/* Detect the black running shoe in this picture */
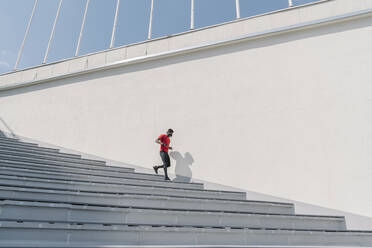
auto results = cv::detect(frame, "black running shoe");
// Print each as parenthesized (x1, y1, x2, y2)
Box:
(153, 166, 159, 174)
(164, 177, 171, 181)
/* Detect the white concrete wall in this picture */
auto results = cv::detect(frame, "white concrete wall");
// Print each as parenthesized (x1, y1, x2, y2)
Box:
(1, 0, 372, 223)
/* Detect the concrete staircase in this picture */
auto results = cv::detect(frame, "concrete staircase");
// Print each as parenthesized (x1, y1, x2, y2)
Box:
(0, 136, 371, 247)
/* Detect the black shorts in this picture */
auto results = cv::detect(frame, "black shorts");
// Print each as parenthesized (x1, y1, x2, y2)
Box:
(160, 151, 171, 168)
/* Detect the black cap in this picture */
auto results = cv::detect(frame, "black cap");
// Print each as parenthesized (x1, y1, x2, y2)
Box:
(167, 129, 174, 133)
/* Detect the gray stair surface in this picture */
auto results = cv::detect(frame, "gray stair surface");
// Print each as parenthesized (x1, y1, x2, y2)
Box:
(0, 167, 206, 190)
(0, 145, 81, 158)
(0, 148, 107, 165)
(0, 137, 40, 146)
(0, 220, 371, 246)
(0, 138, 371, 246)
(0, 200, 347, 230)
(0, 138, 47, 150)
(0, 186, 295, 214)
(0, 246, 366, 248)
(0, 156, 138, 174)
(0, 160, 203, 185)
(0, 153, 108, 168)
(0, 141, 59, 152)
(0, 172, 210, 193)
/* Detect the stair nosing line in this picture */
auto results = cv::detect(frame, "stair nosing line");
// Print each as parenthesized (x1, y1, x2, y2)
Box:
(0, 172, 208, 194)
(0, 199, 344, 219)
(0, 219, 368, 234)
(0, 174, 245, 195)
(0, 159, 205, 186)
(0, 164, 203, 186)
(0, 185, 294, 206)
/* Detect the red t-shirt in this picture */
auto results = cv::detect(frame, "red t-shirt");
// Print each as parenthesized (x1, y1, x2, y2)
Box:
(158, 134, 170, 153)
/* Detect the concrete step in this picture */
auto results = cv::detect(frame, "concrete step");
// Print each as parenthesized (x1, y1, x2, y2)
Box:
(0, 220, 370, 246)
(0, 246, 358, 248)
(0, 162, 204, 186)
(0, 175, 245, 200)
(0, 139, 195, 183)
(0, 186, 295, 214)
(0, 148, 107, 166)
(0, 145, 82, 159)
(0, 167, 204, 190)
(0, 160, 168, 182)
(0, 142, 59, 153)
(0, 153, 109, 170)
(0, 200, 347, 231)
(0, 137, 20, 142)
(0, 156, 136, 174)
(0, 138, 40, 148)
(0, 246, 361, 248)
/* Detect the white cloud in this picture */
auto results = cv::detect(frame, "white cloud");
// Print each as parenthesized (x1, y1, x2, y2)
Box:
(0, 50, 11, 68)
(0, 61, 10, 68)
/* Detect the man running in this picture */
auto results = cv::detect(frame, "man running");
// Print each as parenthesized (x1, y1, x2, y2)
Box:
(153, 129, 174, 181)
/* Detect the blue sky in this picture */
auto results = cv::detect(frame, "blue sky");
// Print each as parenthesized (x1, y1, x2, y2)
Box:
(0, 0, 318, 74)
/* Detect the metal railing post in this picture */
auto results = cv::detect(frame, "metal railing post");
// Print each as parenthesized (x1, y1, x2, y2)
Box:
(235, 0, 240, 19)
(14, 0, 38, 70)
(75, 0, 90, 57)
(190, 0, 195, 29)
(148, 0, 154, 39)
(43, 0, 63, 64)
(110, 0, 120, 49)
(288, 0, 294, 7)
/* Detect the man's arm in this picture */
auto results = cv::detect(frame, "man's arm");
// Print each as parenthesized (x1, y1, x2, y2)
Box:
(155, 136, 172, 149)
(155, 138, 163, 145)
(155, 137, 167, 146)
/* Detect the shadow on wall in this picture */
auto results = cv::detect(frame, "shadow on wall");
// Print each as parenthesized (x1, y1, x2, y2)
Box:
(170, 151, 194, 183)
(0, 117, 16, 138)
